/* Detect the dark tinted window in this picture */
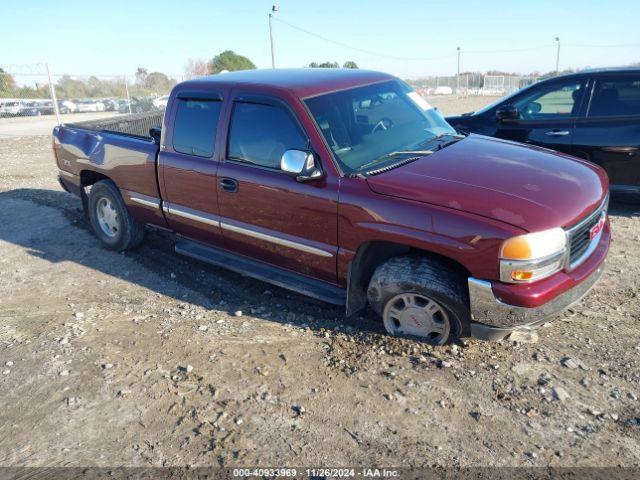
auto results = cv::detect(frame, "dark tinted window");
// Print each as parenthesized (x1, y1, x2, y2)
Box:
(173, 99, 222, 157)
(589, 77, 640, 117)
(228, 102, 307, 169)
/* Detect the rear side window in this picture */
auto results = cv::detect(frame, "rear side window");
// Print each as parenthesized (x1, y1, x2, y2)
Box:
(173, 99, 222, 157)
(588, 77, 640, 117)
(228, 102, 307, 169)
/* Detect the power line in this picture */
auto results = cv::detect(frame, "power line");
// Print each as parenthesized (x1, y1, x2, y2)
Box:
(273, 17, 456, 61)
(273, 16, 638, 61)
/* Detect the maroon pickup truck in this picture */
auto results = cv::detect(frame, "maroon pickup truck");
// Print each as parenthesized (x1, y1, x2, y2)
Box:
(53, 69, 610, 344)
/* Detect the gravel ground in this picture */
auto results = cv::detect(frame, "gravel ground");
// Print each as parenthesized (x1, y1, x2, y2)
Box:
(0, 128, 638, 469)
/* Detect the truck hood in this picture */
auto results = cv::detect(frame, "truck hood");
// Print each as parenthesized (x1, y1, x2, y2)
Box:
(365, 134, 608, 232)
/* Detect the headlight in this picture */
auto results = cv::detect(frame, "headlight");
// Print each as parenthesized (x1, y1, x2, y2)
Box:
(499, 227, 567, 283)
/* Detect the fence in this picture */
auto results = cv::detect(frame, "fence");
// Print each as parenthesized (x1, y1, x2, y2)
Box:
(0, 64, 187, 124)
(409, 74, 539, 96)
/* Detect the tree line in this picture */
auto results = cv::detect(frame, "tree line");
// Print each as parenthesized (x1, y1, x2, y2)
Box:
(1, 51, 359, 99)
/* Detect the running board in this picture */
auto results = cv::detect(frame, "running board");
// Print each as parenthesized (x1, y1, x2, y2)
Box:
(175, 240, 346, 306)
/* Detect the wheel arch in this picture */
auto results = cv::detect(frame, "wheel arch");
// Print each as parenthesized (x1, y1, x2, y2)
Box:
(80, 169, 112, 187)
(345, 240, 471, 317)
(78, 170, 114, 217)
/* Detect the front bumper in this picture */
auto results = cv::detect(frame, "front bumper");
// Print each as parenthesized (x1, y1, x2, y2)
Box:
(468, 222, 610, 341)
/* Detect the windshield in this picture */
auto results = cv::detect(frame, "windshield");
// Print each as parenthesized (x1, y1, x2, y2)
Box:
(305, 80, 456, 173)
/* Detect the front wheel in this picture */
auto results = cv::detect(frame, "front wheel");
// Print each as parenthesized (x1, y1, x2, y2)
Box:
(87, 180, 144, 251)
(367, 255, 471, 345)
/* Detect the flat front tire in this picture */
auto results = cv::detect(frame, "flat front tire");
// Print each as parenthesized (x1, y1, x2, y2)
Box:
(87, 180, 144, 251)
(367, 255, 471, 344)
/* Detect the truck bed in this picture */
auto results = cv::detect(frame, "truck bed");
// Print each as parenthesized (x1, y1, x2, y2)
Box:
(53, 114, 166, 229)
(65, 111, 164, 139)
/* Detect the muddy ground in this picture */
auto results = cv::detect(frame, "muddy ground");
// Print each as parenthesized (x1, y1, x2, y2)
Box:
(0, 119, 639, 469)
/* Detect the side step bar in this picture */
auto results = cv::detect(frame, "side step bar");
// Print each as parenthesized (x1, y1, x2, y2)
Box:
(175, 240, 346, 306)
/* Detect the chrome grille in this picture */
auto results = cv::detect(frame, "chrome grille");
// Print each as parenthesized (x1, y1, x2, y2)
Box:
(565, 196, 608, 270)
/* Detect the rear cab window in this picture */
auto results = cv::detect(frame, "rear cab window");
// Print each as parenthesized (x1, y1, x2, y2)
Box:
(227, 101, 307, 169)
(588, 75, 640, 117)
(173, 98, 222, 157)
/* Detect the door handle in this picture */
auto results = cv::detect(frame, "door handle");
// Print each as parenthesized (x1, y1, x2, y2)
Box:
(601, 146, 638, 154)
(545, 130, 570, 136)
(219, 177, 239, 193)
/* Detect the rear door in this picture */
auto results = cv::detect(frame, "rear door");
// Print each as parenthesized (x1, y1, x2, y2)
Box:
(158, 91, 226, 246)
(573, 73, 640, 191)
(215, 93, 339, 284)
(494, 77, 588, 155)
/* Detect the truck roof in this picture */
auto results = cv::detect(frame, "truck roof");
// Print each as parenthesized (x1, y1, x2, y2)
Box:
(179, 68, 395, 98)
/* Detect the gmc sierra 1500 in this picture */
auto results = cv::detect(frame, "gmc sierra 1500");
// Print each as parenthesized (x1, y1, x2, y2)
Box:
(53, 68, 610, 344)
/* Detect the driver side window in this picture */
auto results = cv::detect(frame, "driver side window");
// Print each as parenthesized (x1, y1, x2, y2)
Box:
(513, 81, 584, 120)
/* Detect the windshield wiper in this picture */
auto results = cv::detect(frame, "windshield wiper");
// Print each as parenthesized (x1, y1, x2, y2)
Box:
(359, 149, 434, 171)
(416, 133, 465, 151)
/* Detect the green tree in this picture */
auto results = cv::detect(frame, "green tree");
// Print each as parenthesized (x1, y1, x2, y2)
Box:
(342, 61, 359, 69)
(210, 50, 256, 73)
(55, 75, 88, 99)
(0, 68, 17, 97)
(145, 72, 175, 94)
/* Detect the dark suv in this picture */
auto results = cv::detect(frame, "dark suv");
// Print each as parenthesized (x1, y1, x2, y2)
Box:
(447, 67, 640, 196)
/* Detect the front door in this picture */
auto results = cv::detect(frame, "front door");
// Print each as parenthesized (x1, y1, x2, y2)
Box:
(494, 78, 588, 156)
(573, 74, 640, 191)
(216, 94, 339, 284)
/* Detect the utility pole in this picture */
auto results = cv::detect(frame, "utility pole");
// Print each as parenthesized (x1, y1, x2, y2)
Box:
(269, 5, 278, 69)
(457, 46, 461, 95)
(555, 37, 560, 74)
(45, 63, 62, 125)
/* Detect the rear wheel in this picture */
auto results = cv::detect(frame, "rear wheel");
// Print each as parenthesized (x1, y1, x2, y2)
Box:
(367, 255, 470, 344)
(87, 180, 144, 251)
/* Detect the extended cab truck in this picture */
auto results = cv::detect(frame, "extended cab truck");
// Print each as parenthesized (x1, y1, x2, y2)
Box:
(53, 69, 611, 344)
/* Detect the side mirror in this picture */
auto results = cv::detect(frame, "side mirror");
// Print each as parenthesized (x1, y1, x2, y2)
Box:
(496, 104, 520, 122)
(280, 150, 324, 182)
(149, 127, 162, 144)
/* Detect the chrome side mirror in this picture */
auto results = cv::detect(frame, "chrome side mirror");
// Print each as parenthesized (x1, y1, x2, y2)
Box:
(280, 149, 324, 182)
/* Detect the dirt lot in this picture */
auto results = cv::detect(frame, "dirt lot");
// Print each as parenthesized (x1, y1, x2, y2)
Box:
(0, 99, 639, 470)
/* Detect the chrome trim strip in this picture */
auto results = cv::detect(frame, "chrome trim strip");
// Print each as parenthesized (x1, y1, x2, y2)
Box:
(161, 202, 333, 258)
(130, 196, 160, 209)
(568, 215, 605, 270)
(565, 195, 609, 235)
(163, 202, 220, 227)
(468, 262, 605, 329)
(220, 221, 333, 258)
(564, 195, 609, 271)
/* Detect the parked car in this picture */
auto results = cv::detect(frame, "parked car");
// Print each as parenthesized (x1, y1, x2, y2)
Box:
(0, 100, 24, 117)
(434, 86, 453, 95)
(447, 67, 640, 197)
(152, 95, 169, 110)
(53, 69, 610, 344)
(39, 101, 56, 115)
(101, 99, 120, 112)
(59, 100, 78, 113)
(18, 101, 43, 116)
(76, 99, 105, 112)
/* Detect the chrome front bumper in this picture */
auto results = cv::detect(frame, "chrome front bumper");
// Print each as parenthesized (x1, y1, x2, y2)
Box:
(468, 263, 605, 341)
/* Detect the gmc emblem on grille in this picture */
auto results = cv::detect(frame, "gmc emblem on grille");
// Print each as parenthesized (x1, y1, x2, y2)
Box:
(589, 214, 605, 240)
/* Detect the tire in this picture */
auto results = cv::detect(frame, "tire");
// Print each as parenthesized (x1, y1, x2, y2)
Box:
(87, 180, 144, 251)
(367, 255, 471, 344)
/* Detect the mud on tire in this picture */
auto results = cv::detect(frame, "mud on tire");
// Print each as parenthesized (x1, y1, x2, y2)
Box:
(367, 255, 471, 343)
